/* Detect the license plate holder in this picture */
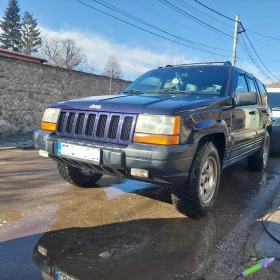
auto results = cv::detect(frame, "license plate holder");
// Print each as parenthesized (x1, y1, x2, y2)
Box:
(57, 142, 100, 163)
(55, 269, 77, 280)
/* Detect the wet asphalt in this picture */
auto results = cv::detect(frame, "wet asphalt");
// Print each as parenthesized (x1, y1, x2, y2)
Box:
(1, 149, 280, 280)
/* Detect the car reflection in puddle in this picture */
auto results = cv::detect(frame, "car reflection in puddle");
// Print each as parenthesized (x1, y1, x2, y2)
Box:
(33, 215, 216, 280)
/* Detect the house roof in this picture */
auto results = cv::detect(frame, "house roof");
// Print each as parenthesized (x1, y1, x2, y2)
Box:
(0, 48, 47, 64)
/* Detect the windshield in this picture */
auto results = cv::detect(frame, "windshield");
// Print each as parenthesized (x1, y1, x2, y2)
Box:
(124, 66, 230, 96)
(267, 92, 280, 109)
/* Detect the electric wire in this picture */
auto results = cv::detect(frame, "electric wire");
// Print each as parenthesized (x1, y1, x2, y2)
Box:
(92, 0, 231, 51)
(75, 0, 234, 58)
(239, 33, 271, 81)
(241, 24, 279, 81)
(193, 0, 236, 22)
(178, 0, 233, 28)
(159, 0, 233, 38)
(125, 0, 204, 34)
(193, 0, 280, 42)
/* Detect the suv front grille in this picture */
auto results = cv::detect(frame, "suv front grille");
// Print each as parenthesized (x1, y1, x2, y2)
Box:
(56, 110, 136, 145)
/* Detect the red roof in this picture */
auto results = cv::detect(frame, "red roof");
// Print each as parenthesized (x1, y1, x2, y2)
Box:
(266, 83, 280, 88)
(0, 48, 47, 64)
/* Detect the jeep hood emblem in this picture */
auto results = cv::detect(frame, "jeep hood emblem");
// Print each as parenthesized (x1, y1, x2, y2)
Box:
(89, 104, 101, 109)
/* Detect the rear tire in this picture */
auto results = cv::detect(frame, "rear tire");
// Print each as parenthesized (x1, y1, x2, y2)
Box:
(248, 131, 270, 171)
(57, 162, 103, 188)
(171, 142, 221, 219)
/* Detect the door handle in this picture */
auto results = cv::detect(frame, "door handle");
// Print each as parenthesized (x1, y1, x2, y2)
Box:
(249, 111, 256, 115)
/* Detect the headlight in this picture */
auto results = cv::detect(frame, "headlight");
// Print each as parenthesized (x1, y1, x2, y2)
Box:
(41, 108, 60, 131)
(273, 118, 280, 127)
(133, 115, 181, 145)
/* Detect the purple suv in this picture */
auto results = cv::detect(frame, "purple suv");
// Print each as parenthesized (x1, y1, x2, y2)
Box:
(34, 62, 272, 218)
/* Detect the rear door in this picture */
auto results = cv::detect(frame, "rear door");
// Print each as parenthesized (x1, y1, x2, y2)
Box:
(255, 78, 272, 137)
(230, 71, 258, 160)
(246, 74, 264, 149)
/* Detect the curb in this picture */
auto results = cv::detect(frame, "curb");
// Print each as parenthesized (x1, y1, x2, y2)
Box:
(0, 146, 17, 150)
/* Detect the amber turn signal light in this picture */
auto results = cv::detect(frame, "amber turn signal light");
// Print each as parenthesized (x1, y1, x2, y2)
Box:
(133, 133, 180, 145)
(40, 122, 56, 131)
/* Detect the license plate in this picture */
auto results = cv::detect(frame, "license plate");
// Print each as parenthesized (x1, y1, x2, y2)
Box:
(55, 269, 77, 280)
(57, 142, 100, 163)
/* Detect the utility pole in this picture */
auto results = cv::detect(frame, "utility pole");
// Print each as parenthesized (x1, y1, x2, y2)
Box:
(110, 70, 112, 94)
(232, 14, 239, 66)
(232, 15, 245, 66)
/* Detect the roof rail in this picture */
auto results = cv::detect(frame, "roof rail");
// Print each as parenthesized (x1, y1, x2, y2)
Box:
(164, 61, 232, 67)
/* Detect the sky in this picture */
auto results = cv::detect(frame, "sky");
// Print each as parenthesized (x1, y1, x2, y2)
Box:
(0, 0, 280, 82)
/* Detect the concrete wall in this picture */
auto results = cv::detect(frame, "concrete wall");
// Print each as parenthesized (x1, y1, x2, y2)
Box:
(0, 56, 131, 134)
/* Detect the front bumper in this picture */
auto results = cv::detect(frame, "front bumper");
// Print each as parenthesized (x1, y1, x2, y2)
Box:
(271, 126, 280, 153)
(34, 130, 197, 184)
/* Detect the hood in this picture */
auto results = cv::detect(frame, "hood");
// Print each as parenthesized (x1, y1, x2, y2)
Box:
(50, 93, 231, 115)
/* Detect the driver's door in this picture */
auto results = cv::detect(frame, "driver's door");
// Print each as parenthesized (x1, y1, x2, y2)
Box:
(229, 71, 258, 162)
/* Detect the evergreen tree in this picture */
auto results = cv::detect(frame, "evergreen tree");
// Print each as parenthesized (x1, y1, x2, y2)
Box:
(20, 11, 41, 55)
(0, 0, 21, 51)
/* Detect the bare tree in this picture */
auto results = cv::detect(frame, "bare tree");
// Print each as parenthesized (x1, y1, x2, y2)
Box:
(103, 55, 123, 79)
(76, 60, 98, 74)
(103, 55, 123, 93)
(39, 36, 86, 69)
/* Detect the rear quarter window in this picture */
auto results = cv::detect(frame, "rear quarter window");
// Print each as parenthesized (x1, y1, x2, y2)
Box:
(256, 79, 268, 106)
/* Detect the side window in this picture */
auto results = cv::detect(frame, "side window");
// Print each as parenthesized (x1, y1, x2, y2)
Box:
(247, 76, 258, 93)
(256, 79, 268, 106)
(235, 73, 249, 93)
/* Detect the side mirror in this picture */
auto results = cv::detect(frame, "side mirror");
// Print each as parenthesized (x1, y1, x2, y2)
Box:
(234, 91, 257, 106)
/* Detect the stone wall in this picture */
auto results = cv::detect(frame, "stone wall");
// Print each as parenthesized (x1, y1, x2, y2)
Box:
(0, 56, 131, 134)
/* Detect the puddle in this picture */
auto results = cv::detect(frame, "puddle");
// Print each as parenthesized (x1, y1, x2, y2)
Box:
(0, 204, 57, 242)
(104, 179, 154, 200)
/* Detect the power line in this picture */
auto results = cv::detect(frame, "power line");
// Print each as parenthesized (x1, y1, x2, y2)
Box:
(91, 0, 231, 51)
(125, 0, 203, 34)
(236, 55, 252, 73)
(246, 30, 280, 41)
(178, 0, 233, 28)
(193, 0, 235, 22)
(159, 0, 233, 38)
(75, 0, 233, 58)
(239, 34, 271, 80)
(194, 0, 280, 43)
(241, 24, 279, 81)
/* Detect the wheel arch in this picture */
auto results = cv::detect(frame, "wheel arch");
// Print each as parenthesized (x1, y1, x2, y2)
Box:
(195, 132, 227, 166)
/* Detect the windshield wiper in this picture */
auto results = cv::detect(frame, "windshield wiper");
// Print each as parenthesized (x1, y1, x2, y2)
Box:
(147, 89, 188, 94)
(122, 89, 146, 94)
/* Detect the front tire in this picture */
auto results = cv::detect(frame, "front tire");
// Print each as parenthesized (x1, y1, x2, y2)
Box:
(57, 162, 103, 188)
(247, 131, 270, 171)
(171, 142, 221, 219)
